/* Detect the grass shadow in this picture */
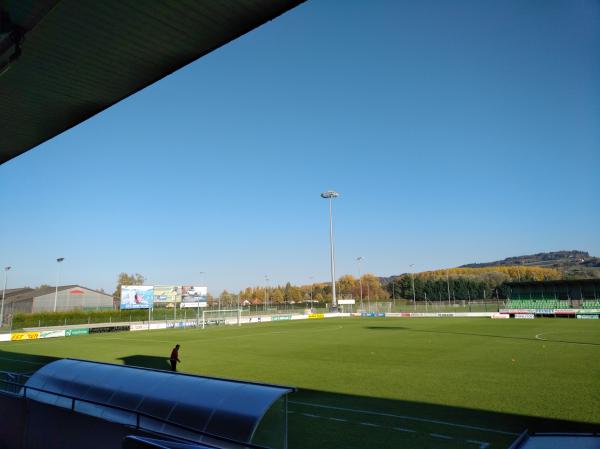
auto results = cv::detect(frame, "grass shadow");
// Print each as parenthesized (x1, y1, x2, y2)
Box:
(0, 348, 59, 373)
(119, 355, 172, 371)
(288, 388, 600, 449)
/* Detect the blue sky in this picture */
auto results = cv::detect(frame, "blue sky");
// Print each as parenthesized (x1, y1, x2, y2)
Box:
(1, 0, 599, 294)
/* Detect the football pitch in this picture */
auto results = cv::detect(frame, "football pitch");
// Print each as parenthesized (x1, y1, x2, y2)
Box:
(0, 317, 598, 449)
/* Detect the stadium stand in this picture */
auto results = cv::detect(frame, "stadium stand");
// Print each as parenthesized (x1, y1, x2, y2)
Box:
(582, 299, 600, 309)
(505, 299, 572, 309)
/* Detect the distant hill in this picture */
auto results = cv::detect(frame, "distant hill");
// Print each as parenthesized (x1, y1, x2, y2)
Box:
(380, 250, 600, 286)
(460, 250, 600, 279)
(460, 250, 600, 268)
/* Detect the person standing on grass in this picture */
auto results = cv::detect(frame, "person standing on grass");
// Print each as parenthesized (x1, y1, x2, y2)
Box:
(170, 344, 181, 372)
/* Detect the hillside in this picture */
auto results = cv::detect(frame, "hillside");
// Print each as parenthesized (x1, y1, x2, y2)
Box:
(381, 250, 600, 286)
(460, 250, 600, 279)
(460, 250, 600, 269)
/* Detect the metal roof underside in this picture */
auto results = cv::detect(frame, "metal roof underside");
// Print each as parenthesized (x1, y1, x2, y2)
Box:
(0, 0, 304, 165)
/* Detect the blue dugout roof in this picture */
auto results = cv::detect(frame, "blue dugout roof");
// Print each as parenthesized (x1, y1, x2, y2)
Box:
(24, 359, 294, 446)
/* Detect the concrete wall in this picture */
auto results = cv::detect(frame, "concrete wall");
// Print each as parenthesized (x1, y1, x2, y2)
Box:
(33, 287, 113, 312)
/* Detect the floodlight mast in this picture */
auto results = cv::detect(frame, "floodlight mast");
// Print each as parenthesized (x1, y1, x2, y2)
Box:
(321, 190, 339, 309)
(54, 257, 64, 313)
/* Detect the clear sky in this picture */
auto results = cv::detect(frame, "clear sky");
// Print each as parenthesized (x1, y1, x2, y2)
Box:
(1, 0, 599, 295)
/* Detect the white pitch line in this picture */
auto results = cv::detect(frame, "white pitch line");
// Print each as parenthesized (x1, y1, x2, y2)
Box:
(393, 427, 416, 433)
(535, 333, 546, 341)
(301, 413, 320, 418)
(290, 401, 517, 436)
(430, 433, 453, 440)
(328, 417, 348, 422)
(467, 439, 490, 449)
(359, 422, 381, 427)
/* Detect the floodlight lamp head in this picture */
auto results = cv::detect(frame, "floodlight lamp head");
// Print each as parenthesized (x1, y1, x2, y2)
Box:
(4, 266, 10, 271)
(57, 258, 64, 263)
(320, 190, 339, 199)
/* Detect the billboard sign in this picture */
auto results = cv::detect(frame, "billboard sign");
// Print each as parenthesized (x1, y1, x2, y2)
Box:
(182, 286, 207, 304)
(153, 285, 181, 303)
(121, 286, 154, 309)
(180, 301, 208, 308)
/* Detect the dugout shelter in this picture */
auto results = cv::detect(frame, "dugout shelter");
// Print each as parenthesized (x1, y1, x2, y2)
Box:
(0, 359, 294, 449)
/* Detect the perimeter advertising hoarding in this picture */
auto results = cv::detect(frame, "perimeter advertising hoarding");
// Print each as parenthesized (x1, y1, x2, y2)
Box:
(121, 286, 154, 310)
(153, 285, 181, 304)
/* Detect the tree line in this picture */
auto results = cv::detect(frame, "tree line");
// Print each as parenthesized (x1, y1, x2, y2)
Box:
(114, 265, 562, 306)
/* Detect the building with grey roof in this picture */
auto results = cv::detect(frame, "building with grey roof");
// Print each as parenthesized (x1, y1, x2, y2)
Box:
(1, 285, 114, 323)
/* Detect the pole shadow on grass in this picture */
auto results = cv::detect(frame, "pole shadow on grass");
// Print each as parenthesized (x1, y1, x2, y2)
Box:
(365, 326, 600, 346)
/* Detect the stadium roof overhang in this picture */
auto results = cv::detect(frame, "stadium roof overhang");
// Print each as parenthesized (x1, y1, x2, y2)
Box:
(0, 0, 304, 165)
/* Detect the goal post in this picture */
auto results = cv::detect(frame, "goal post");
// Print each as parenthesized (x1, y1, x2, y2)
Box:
(201, 309, 242, 329)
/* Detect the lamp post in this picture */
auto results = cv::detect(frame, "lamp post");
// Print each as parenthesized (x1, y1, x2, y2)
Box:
(409, 263, 416, 310)
(308, 276, 314, 311)
(321, 190, 339, 309)
(447, 269, 451, 306)
(1, 266, 11, 326)
(53, 258, 64, 312)
(197, 272, 205, 327)
(264, 275, 270, 312)
(356, 257, 363, 310)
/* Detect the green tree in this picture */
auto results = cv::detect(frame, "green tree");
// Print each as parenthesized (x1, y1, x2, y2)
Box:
(113, 273, 145, 300)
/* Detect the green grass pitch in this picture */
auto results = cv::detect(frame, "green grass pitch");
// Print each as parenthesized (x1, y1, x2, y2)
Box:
(1, 317, 599, 449)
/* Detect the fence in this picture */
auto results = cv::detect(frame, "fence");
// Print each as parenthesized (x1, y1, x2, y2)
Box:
(4, 300, 504, 331)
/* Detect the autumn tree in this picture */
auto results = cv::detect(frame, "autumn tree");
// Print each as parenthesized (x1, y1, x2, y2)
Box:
(113, 273, 145, 300)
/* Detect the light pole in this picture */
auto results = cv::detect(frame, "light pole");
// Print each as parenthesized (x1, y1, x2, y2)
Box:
(53, 258, 64, 313)
(1, 266, 11, 326)
(447, 269, 451, 306)
(308, 276, 314, 310)
(197, 272, 205, 327)
(356, 257, 363, 310)
(321, 190, 339, 309)
(409, 263, 416, 310)
(264, 275, 270, 312)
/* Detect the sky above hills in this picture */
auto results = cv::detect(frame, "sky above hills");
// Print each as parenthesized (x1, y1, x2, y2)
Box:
(1, 0, 599, 294)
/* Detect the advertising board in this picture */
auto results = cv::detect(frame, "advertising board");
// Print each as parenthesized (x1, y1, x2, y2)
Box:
(89, 325, 130, 334)
(0, 334, 11, 342)
(491, 313, 510, 319)
(271, 315, 292, 321)
(66, 328, 89, 336)
(576, 314, 599, 319)
(121, 286, 154, 310)
(515, 314, 535, 319)
(554, 309, 576, 315)
(180, 301, 208, 308)
(338, 299, 355, 305)
(40, 330, 66, 339)
(153, 286, 181, 304)
(308, 313, 324, 319)
(11, 332, 40, 341)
